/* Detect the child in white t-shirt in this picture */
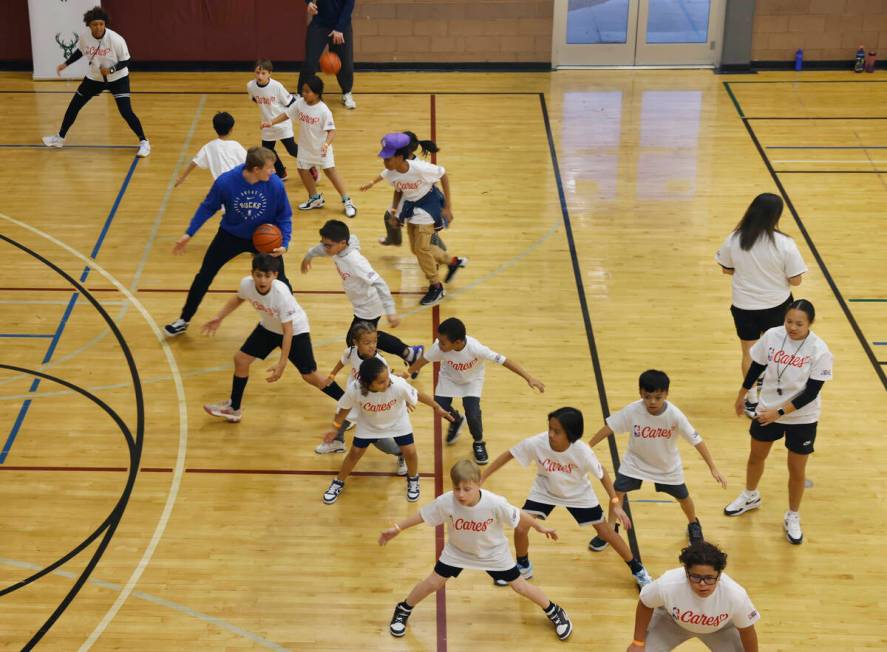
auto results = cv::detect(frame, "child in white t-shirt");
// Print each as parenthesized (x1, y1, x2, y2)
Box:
(262, 75, 356, 218)
(628, 541, 760, 652)
(406, 317, 545, 465)
(483, 407, 653, 589)
(200, 254, 346, 422)
(175, 112, 247, 186)
(361, 132, 467, 306)
(379, 460, 574, 641)
(301, 219, 424, 367)
(315, 321, 406, 474)
(587, 370, 726, 552)
(320, 357, 452, 505)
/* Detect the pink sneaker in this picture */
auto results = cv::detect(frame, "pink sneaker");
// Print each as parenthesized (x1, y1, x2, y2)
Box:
(203, 399, 242, 423)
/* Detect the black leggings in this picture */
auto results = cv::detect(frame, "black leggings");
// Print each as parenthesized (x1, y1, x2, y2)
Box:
(179, 228, 291, 322)
(298, 21, 354, 94)
(346, 315, 407, 360)
(435, 396, 483, 441)
(59, 76, 146, 140)
(262, 137, 299, 178)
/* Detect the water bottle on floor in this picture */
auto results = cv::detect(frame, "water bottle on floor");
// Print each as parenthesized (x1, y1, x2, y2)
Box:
(794, 49, 803, 71)
(855, 46, 865, 72)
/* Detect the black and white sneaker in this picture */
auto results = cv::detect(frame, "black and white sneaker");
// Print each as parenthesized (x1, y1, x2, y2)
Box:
(724, 490, 761, 516)
(688, 518, 704, 544)
(446, 412, 464, 445)
(406, 475, 420, 502)
(419, 284, 445, 306)
(404, 344, 424, 366)
(472, 440, 489, 465)
(164, 318, 189, 336)
(743, 399, 758, 419)
(784, 511, 803, 545)
(389, 601, 412, 637)
(546, 604, 573, 641)
(588, 522, 617, 551)
(444, 257, 468, 283)
(322, 479, 345, 504)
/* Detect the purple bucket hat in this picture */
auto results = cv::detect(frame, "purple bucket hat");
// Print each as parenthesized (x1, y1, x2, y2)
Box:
(378, 132, 411, 158)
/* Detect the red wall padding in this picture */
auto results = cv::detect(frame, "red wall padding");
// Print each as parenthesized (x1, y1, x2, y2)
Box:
(3, 0, 307, 62)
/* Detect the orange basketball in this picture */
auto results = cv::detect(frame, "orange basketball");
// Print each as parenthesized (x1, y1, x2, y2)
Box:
(252, 223, 282, 253)
(319, 50, 341, 75)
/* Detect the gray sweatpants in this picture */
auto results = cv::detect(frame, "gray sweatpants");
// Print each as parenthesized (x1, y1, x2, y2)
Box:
(645, 607, 744, 652)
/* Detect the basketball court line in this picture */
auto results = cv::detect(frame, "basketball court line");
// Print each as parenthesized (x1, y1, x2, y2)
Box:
(1, 155, 140, 464)
(767, 146, 887, 149)
(0, 333, 54, 338)
(0, 144, 136, 149)
(723, 81, 887, 391)
(0, 90, 541, 95)
(776, 170, 887, 173)
(0, 465, 435, 478)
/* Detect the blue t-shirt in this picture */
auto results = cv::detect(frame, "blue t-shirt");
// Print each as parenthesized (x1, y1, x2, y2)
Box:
(186, 165, 292, 248)
(307, 0, 354, 31)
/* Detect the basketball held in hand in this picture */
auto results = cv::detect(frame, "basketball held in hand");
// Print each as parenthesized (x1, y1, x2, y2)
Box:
(319, 51, 341, 75)
(252, 223, 283, 253)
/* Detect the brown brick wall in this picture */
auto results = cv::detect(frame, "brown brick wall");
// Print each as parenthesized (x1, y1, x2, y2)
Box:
(752, 0, 887, 61)
(353, 0, 553, 63)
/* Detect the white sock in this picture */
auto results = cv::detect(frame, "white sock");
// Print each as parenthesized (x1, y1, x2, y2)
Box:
(745, 488, 760, 498)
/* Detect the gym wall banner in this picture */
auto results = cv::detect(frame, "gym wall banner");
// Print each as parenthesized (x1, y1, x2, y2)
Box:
(28, 0, 100, 80)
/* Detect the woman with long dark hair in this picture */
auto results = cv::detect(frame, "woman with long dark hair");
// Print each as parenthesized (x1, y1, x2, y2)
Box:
(716, 193, 807, 417)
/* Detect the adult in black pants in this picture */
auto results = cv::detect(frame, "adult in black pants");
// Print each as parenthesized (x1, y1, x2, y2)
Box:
(165, 147, 293, 336)
(298, 0, 357, 110)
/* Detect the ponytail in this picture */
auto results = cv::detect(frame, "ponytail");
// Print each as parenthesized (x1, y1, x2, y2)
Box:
(399, 130, 440, 158)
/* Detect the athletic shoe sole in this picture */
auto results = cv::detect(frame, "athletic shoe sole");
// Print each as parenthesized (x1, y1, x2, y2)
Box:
(588, 538, 609, 552)
(203, 405, 241, 423)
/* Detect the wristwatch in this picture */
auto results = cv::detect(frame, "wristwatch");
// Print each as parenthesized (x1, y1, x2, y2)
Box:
(777, 408, 785, 416)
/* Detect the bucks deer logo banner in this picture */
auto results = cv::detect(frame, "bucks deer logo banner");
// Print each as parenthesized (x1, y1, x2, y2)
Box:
(28, 0, 99, 80)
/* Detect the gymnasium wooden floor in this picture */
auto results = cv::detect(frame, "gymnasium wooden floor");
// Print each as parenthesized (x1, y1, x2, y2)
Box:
(0, 69, 885, 650)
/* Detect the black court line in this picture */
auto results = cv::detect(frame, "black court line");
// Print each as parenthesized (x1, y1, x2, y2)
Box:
(727, 79, 887, 84)
(538, 93, 642, 561)
(746, 116, 887, 120)
(723, 82, 887, 391)
(0, 234, 145, 649)
(0, 90, 540, 96)
(776, 170, 887, 174)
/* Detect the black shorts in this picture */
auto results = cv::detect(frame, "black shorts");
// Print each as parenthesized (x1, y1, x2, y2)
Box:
(522, 499, 604, 526)
(730, 295, 793, 341)
(352, 433, 414, 449)
(240, 324, 317, 374)
(433, 560, 521, 584)
(614, 472, 690, 500)
(750, 420, 817, 455)
(77, 75, 132, 100)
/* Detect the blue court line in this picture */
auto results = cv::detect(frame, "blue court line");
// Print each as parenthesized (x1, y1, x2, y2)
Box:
(633, 499, 674, 504)
(767, 146, 887, 149)
(0, 144, 137, 149)
(0, 155, 139, 464)
(0, 334, 55, 338)
(875, 342, 887, 346)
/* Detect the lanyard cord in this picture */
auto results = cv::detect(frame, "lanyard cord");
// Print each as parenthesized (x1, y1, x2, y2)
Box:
(775, 333, 810, 387)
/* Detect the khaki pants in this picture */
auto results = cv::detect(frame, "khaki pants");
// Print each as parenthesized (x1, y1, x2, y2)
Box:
(645, 607, 744, 652)
(407, 223, 450, 285)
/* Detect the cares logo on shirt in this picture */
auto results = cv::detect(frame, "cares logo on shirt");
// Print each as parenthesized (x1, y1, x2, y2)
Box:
(254, 96, 278, 105)
(298, 111, 321, 125)
(395, 180, 422, 191)
(632, 425, 673, 439)
(250, 300, 275, 317)
(235, 189, 268, 219)
(541, 458, 577, 474)
(335, 265, 351, 281)
(361, 398, 398, 413)
(447, 358, 479, 372)
(768, 347, 811, 368)
(84, 45, 112, 57)
(453, 517, 494, 532)
(671, 608, 729, 627)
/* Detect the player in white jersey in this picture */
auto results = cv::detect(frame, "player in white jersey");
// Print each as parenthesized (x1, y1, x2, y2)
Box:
(361, 132, 468, 306)
(724, 300, 832, 545)
(42, 6, 149, 157)
(301, 220, 424, 367)
(628, 541, 760, 652)
(315, 322, 406, 474)
(379, 460, 574, 641)
(586, 370, 727, 552)
(483, 407, 653, 589)
(247, 59, 316, 182)
(406, 317, 545, 465)
(320, 357, 453, 505)
(262, 75, 357, 218)
(175, 112, 246, 186)
(200, 254, 346, 422)
(715, 193, 806, 417)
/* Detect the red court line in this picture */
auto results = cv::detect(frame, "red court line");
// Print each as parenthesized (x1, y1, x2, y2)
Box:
(0, 287, 424, 295)
(0, 465, 433, 478)
(431, 233, 447, 652)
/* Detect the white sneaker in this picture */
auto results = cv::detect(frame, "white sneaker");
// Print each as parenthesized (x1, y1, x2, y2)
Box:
(406, 475, 420, 502)
(784, 511, 803, 544)
(343, 197, 357, 218)
(137, 139, 151, 158)
(395, 455, 408, 476)
(299, 194, 325, 210)
(42, 134, 65, 148)
(342, 92, 356, 109)
(723, 490, 761, 517)
(163, 318, 189, 337)
(632, 566, 653, 589)
(315, 440, 345, 454)
(203, 399, 242, 423)
(323, 479, 345, 504)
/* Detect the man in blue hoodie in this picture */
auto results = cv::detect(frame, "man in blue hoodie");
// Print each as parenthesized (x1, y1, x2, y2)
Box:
(298, 0, 357, 110)
(165, 146, 293, 337)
